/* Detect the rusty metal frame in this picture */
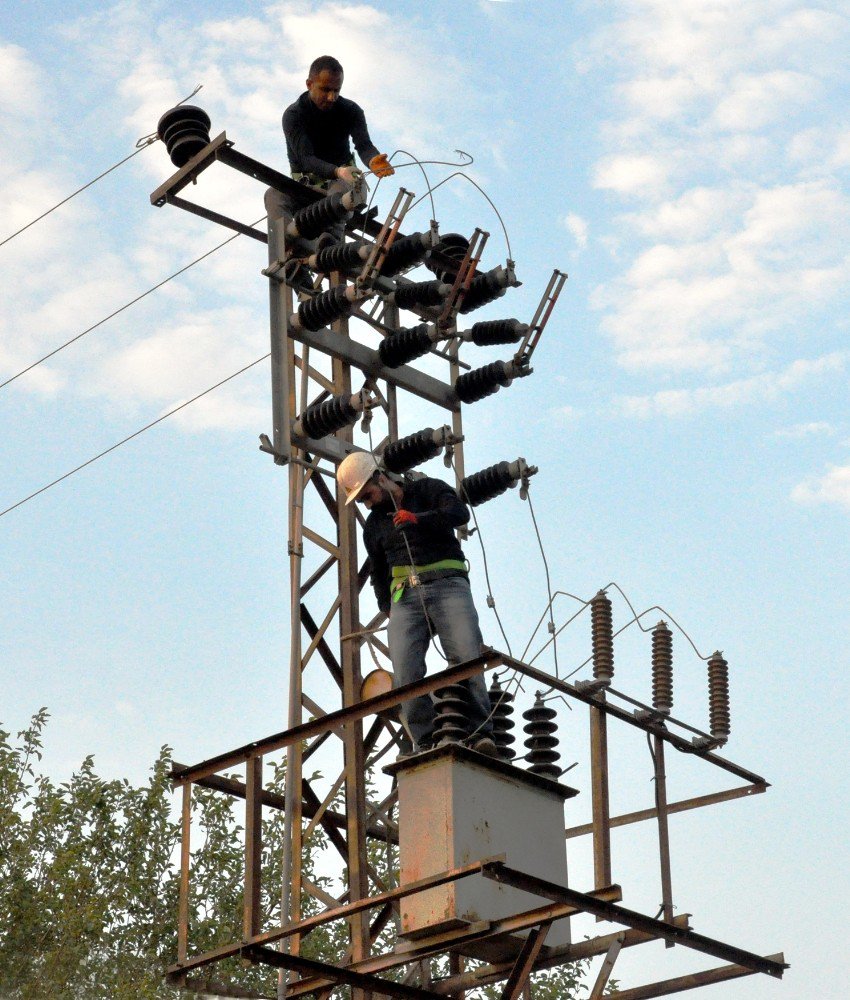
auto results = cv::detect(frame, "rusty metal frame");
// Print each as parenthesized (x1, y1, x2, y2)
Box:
(152, 134, 785, 1000)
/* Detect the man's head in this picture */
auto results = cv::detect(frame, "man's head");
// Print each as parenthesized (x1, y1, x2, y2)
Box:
(337, 452, 399, 510)
(307, 55, 344, 111)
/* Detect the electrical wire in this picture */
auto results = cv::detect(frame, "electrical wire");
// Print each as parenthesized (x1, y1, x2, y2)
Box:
(524, 487, 559, 677)
(0, 84, 203, 250)
(408, 170, 513, 261)
(448, 452, 513, 656)
(0, 216, 267, 393)
(522, 590, 589, 661)
(0, 353, 269, 520)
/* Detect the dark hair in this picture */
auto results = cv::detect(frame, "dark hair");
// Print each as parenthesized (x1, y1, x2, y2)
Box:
(309, 55, 343, 78)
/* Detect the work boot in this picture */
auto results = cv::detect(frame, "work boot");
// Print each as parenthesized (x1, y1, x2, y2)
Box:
(469, 735, 498, 757)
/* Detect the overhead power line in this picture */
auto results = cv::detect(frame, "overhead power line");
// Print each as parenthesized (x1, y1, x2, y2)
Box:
(0, 142, 156, 249)
(0, 218, 266, 393)
(0, 353, 269, 520)
(0, 83, 203, 250)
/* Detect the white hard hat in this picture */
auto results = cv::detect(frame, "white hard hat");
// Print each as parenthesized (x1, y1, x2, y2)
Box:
(337, 451, 381, 505)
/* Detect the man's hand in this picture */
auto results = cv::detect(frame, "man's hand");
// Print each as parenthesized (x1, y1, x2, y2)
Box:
(369, 153, 395, 178)
(393, 509, 418, 528)
(335, 165, 358, 184)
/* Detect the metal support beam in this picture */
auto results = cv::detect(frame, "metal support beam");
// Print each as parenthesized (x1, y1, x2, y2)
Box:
(500, 922, 551, 1000)
(171, 651, 502, 784)
(590, 694, 612, 895)
(564, 783, 767, 839)
(245, 945, 445, 1000)
(244, 756, 263, 939)
(588, 933, 624, 1000)
(653, 735, 674, 936)
(481, 863, 786, 979)
(604, 954, 786, 999)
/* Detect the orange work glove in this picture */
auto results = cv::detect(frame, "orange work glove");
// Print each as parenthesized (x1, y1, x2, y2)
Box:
(369, 153, 395, 178)
(393, 509, 418, 527)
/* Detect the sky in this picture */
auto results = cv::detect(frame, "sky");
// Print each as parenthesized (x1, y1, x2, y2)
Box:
(1, 1, 848, 998)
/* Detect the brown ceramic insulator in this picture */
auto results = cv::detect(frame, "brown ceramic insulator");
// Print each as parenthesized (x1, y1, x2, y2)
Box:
(707, 652, 731, 741)
(590, 590, 614, 683)
(651, 621, 673, 715)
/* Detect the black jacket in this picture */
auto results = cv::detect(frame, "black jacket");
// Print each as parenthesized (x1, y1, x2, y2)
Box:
(363, 477, 470, 613)
(282, 92, 380, 179)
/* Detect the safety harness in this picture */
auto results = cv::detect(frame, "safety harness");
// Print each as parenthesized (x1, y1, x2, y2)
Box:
(390, 559, 468, 603)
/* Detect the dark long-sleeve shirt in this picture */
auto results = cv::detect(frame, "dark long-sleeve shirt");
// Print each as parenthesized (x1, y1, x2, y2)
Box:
(363, 477, 470, 613)
(282, 92, 380, 180)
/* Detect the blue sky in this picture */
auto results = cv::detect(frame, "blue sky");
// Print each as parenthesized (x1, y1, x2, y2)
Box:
(1, 1, 848, 998)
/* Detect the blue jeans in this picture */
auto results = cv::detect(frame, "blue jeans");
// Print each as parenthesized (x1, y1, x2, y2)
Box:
(388, 576, 493, 748)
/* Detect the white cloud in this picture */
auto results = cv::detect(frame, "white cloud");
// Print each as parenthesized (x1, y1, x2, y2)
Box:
(615, 351, 848, 419)
(563, 213, 588, 250)
(587, 2, 850, 375)
(712, 70, 817, 131)
(593, 154, 671, 198)
(791, 465, 850, 510)
(593, 179, 850, 371)
(773, 422, 834, 440)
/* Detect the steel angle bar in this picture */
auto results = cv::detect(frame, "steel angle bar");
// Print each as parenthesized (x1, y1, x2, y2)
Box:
(172, 650, 503, 784)
(564, 783, 767, 838)
(481, 863, 786, 978)
(497, 653, 768, 785)
(500, 922, 551, 1000)
(150, 132, 232, 206)
(284, 884, 625, 998)
(588, 933, 624, 1000)
(429, 918, 691, 996)
(248, 857, 506, 951)
(288, 325, 456, 410)
(165, 194, 268, 242)
(244, 945, 443, 1000)
(603, 953, 786, 999)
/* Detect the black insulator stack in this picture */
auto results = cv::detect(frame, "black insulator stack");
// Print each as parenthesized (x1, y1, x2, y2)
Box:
(296, 394, 358, 439)
(488, 677, 516, 760)
(707, 652, 731, 742)
(157, 105, 211, 168)
(461, 461, 516, 507)
(433, 684, 470, 745)
(292, 191, 350, 240)
(651, 622, 673, 715)
(314, 240, 366, 273)
(428, 233, 470, 283)
(296, 285, 351, 331)
(590, 590, 614, 684)
(381, 233, 431, 277)
(469, 319, 527, 346)
(459, 269, 509, 314)
(393, 279, 448, 310)
(523, 695, 560, 779)
(378, 325, 432, 369)
(382, 428, 441, 473)
(454, 360, 511, 404)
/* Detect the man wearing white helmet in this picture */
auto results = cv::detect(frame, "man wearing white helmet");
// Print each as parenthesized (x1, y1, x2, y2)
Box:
(337, 452, 497, 757)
